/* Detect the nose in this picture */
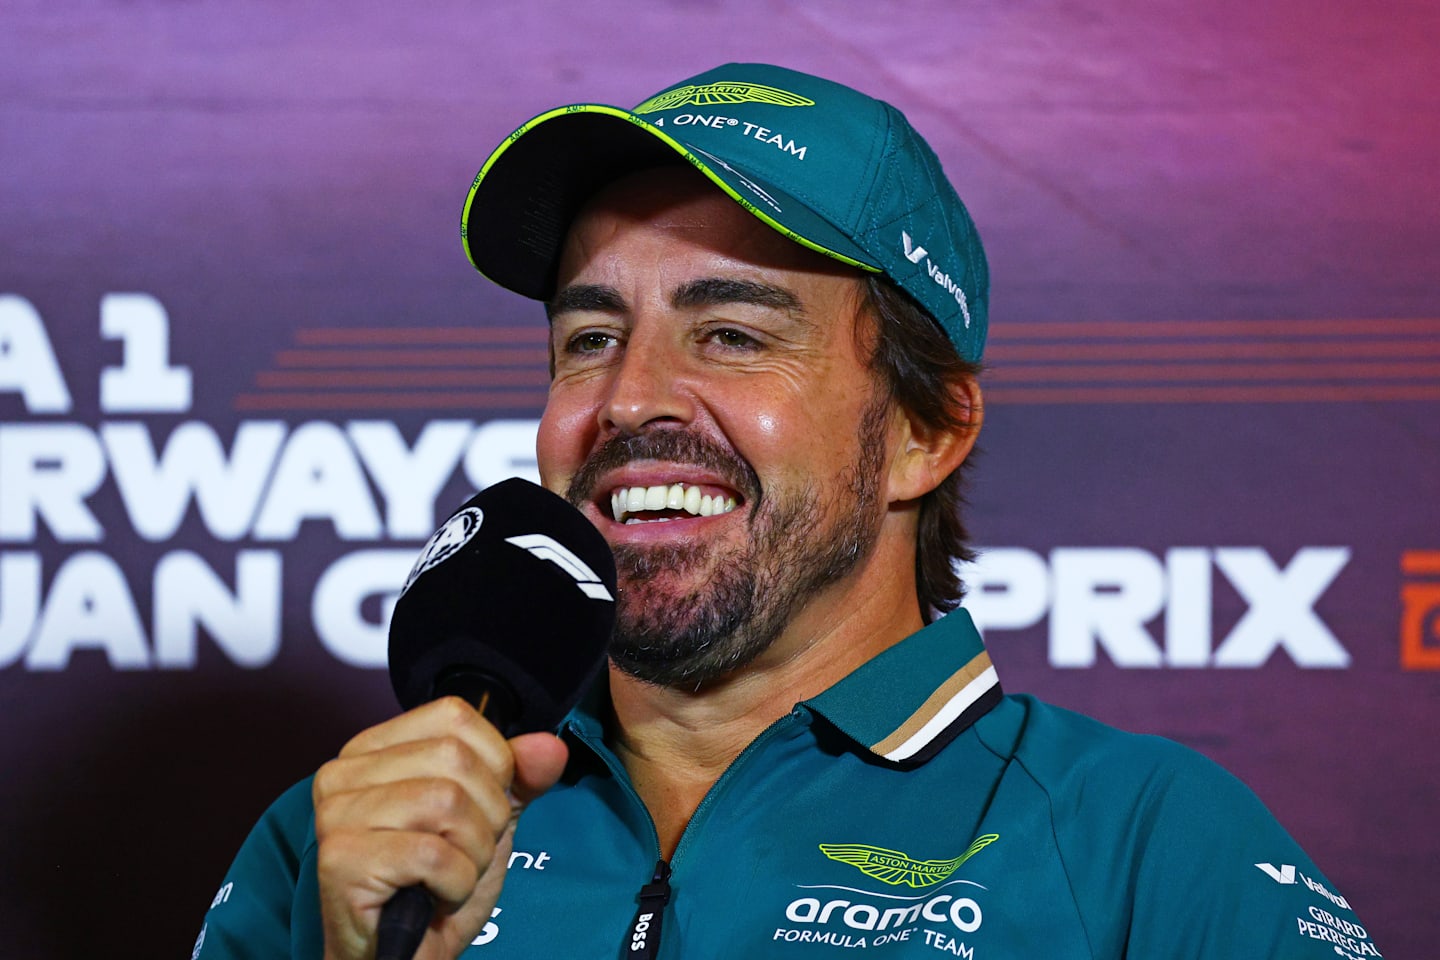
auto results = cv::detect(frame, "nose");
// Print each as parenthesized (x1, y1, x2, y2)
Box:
(600, 326, 695, 435)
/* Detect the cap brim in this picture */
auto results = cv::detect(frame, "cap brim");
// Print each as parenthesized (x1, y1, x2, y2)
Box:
(462, 105, 880, 301)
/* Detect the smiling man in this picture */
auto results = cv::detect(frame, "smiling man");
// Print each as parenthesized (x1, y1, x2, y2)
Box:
(196, 65, 1379, 960)
(544, 168, 948, 691)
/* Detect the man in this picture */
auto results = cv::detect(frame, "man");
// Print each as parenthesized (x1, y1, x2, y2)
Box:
(196, 64, 1380, 959)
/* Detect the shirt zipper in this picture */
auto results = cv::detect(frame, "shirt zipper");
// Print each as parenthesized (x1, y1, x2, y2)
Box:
(571, 708, 805, 959)
(622, 859, 671, 959)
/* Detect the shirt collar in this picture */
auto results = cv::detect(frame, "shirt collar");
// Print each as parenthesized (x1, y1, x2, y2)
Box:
(565, 607, 1002, 768)
(802, 608, 1002, 766)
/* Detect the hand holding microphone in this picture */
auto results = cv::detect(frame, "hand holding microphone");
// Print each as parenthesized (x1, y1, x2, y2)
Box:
(312, 479, 615, 960)
(313, 698, 565, 960)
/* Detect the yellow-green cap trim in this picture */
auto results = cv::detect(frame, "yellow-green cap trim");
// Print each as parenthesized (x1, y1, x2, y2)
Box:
(460, 103, 880, 288)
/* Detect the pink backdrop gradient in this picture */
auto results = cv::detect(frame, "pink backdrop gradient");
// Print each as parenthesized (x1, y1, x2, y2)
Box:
(2, 2, 1436, 956)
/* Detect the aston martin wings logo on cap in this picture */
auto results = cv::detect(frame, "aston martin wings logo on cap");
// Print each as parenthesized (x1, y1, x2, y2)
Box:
(818, 834, 999, 888)
(634, 82, 815, 114)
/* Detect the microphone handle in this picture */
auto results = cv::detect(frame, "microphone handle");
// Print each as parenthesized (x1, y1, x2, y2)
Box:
(373, 669, 519, 960)
(375, 886, 434, 960)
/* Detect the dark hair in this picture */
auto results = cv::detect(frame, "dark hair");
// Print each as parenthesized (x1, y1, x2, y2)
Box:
(857, 274, 983, 620)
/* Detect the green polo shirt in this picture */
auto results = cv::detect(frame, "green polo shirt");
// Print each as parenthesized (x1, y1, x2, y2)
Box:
(194, 610, 1381, 959)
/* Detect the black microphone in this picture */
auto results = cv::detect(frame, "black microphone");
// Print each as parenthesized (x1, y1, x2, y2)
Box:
(376, 477, 617, 960)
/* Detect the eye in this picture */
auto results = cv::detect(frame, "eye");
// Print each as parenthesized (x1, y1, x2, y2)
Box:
(706, 327, 760, 350)
(566, 330, 618, 353)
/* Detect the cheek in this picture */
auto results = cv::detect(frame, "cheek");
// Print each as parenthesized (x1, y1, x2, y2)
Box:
(722, 375, 874, 477)
(536, 394, 597, 494)
(752, 412, 780, 439)
(734, 405, 837, 475)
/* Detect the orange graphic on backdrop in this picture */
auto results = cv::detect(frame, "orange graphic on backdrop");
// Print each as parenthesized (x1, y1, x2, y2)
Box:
(1400, 551, 1440, 671)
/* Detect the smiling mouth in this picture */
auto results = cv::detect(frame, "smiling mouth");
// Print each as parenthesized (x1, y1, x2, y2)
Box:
(609, 482, 740, 524)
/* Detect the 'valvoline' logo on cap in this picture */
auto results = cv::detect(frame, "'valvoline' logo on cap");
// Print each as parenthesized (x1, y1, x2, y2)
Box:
(902, 231, 973, 329)
(634, 82, 815, 114)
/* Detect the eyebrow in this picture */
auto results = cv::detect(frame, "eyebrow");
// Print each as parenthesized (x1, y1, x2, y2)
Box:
(671, 277, 803, 314)
(547, 277, 807, 323)
(547, 284, 626, 320)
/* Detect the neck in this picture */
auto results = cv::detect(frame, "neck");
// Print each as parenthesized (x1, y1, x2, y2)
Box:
(605, 532, 924, 857)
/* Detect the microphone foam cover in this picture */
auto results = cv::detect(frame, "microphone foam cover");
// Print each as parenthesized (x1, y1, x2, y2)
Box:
(388, 477, 616, 735)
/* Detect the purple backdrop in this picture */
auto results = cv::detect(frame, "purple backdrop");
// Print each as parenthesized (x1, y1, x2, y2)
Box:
(2, 2, 1436, 957)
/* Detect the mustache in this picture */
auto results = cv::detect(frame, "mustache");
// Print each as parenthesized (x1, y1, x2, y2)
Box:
(565, 430, 760, 509)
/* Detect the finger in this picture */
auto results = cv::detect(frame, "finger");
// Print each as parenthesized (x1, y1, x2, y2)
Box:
(315, 736, 515, 829)
(314, 775, 510, 874)
(507, 732, 569, 808)
(339, 696, 513, 780)
(317, 824, 486, 919)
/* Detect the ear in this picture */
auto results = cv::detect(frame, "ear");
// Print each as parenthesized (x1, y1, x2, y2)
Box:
(885, 376, 983, 504)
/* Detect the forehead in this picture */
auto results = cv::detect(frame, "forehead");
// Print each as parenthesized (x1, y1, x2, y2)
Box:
(556, 166, 867, 301)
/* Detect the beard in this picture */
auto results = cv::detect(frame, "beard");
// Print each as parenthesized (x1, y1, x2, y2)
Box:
(565, 395, 890, 688)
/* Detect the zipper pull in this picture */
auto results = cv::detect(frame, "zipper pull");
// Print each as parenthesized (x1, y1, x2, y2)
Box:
(623, 859, 671, 959)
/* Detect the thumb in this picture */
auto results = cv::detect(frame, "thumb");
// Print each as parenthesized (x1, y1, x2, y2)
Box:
(506, 732, 569, 808)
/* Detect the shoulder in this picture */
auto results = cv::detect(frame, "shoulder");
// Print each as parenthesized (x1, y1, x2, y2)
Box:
(261, 776, 318, 836)
(975, 693, 1247, 809)
(237, 775, 318, 866)
(223, 773, 317, 883)
(972, 693, 1304, 876)
(970, 696, 1378, 958)
(193, 777, 319, 960)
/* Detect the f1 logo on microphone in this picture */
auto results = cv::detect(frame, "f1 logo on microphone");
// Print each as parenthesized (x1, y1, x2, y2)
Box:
(506, 534, 615, 602)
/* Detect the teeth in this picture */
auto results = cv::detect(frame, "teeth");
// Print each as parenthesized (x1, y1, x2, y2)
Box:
(609, 483, 739, 522)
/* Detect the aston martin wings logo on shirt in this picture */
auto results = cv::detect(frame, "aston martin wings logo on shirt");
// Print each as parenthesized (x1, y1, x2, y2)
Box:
(634, 82, 816, 114)
(818, 834, 999, 888)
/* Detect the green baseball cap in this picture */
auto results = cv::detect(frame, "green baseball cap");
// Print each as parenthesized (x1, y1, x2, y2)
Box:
(462, 62, 989, 362)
